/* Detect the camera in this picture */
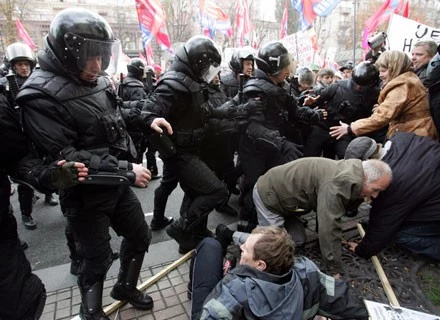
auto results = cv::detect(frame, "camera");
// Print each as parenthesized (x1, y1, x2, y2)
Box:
(368, 32, 387, 49)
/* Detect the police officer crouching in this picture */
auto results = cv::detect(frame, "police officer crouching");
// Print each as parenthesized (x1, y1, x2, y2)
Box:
(16, 8, 154, 319)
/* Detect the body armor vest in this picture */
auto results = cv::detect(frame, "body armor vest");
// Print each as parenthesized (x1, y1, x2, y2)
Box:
(244, 78, 294, 131)
(16, 69, 136, 160)
(158, 71, 210, 148)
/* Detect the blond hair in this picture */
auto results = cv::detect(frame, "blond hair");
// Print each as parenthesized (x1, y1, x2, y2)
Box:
(375, 50, 412, 80)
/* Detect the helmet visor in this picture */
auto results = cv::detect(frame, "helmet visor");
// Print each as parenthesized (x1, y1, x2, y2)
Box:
(64, 32, 114, 71)
(201, 63, 221, 83)
(268, 53, 292, 75)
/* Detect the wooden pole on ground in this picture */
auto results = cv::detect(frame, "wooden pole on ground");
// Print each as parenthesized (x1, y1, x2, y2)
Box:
(357, 223, 400, 307)
(103, 249, 195, 315)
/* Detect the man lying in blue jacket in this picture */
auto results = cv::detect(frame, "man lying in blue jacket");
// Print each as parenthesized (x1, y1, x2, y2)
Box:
(190, 226, 368, 320)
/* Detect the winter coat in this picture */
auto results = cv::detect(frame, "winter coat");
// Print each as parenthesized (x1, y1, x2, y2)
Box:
(200, 256, 368, 320)
(351, 71, 437, 140)
(355, 132, 440, 258)
(200, 264, 304, 320)
(256, 158, 364, 273)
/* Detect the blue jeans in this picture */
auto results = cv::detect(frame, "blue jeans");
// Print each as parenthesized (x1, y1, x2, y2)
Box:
(190, 238, 223, 319)
(393, 223, 440, 261)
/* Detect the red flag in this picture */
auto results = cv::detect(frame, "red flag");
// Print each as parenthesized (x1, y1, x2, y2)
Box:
(402, 1, 409, 17)
(145, 43, 155, 65)
(303, 0, 317, 27)
(235, 0, 252, 46)
(15, 19, 35, 50)
(156, 24, 172, 50)
(280, 1, 288, 39)
(135, 0, 172, 53)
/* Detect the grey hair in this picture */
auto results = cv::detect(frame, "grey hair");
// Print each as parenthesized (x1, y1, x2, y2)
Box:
(362, 159, 392, 184)
(413, 40, 438, 58)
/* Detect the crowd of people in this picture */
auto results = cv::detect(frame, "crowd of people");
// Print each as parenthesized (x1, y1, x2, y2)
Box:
(0, 7, 439, 320)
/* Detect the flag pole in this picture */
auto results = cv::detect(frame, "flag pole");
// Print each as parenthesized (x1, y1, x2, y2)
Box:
(353, 0, 357, 62)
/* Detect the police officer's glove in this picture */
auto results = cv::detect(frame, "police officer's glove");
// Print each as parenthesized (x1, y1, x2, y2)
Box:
(281, 140, 303, 161)
(310, 109, 326, 124)
(239, 98, 266, 115)
(50, 162, 80, 189)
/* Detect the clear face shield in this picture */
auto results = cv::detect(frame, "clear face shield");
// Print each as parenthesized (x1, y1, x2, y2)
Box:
(201, 63, 221, 83)
(64, 32, 115, 72)
(268, 53, 292, 75)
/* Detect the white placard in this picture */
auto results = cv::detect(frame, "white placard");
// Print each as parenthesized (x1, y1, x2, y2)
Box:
(387, 14, 440, 56)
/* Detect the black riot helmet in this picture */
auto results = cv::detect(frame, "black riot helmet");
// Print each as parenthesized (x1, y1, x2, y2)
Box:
(127, 58, 146, 79)
(175, 35, 221, 83)
(255, 42, 291, 76)
(351, 61, 379, 87)
(229, 46, 255, 74)
(5, 42, 36, 68)
(47, 8, 115, 75)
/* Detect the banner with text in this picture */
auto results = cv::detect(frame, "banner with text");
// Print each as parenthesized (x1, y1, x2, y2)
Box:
(387, 14, 439, 55)
(280, 30, 315, 66)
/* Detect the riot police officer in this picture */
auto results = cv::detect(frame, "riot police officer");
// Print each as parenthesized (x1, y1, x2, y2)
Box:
(221, 46, 255, 98)
(1, 42, 58, 231)
(119, 58, 148, 101)
(119, 58, 162, 179)
(143, 36, 229, 253)
(16, 8, 154, 319)
(303, 61, 381, 159)
(238, 41, 324, 229)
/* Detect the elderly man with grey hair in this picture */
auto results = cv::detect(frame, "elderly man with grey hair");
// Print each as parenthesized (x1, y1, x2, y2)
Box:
(344, 132, 440, 261)
(251, 157, 392, 277)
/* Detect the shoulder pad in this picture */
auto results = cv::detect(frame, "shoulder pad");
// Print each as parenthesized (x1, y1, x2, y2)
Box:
(159, 71, 202, 93)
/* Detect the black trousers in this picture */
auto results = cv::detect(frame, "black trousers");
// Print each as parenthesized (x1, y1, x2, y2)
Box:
(153, 162, 179, 220)
(238, 136, 284, 223)
(304, 125, 353, 159)
(163, 153, 227, 225)
(62, 184, 151, 286)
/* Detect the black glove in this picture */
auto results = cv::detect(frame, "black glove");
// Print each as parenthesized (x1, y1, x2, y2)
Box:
(309, 109, 325, 124)
(238, 98, 266, 115)
(281, 140, 303, 161)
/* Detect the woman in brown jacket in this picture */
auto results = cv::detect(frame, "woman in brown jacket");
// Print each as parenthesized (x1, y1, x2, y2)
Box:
(330, 50, 438, 140)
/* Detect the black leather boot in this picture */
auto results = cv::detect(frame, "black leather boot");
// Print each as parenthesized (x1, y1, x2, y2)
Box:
(110, 253, 154, 310)
(79, 281, 109, 320)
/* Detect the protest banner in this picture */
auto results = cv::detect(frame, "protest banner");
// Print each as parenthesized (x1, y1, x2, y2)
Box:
(387, 14, 439, 55)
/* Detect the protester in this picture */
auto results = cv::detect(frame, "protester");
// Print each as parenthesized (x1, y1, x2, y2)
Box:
(313, 67, 335, 94)
(411, 40, 437, 87)
(339, 61, 354, 79)
(426, 44, 440, 135)
(330, 50, 438, 141)
(252, 157, 392, 275)
(191, 226, 369, 320)
(344, 134, 440, 261)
